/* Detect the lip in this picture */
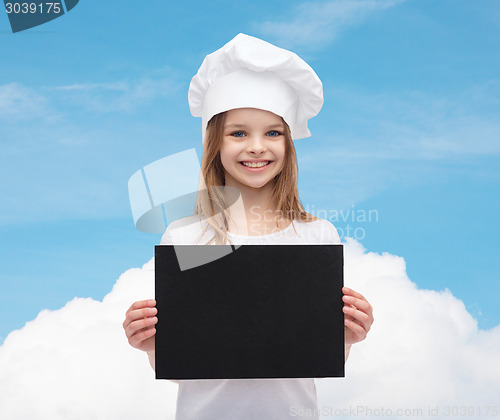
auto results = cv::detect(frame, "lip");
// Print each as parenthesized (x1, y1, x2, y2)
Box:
(238, 160, 273, 171)
(238, 159, 272, 163)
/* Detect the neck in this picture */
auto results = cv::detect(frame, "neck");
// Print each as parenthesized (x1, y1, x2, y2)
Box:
(223, 180, 289, 236)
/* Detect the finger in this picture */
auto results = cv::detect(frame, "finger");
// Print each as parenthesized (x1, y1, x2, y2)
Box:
(342, 295, 373, 320)
(126, 299, 156, 316)
(342, 287, 367, 301)
(125, 316, 159, 339)
(128, 326, 157, 349)
(123, 306, 158, 330)
(344, 313, 357, 326)
(343, 305, 371, 333)
(344, 312, 356, 322)
(123, 307, 157, 331)
(344, 318, 367, 341)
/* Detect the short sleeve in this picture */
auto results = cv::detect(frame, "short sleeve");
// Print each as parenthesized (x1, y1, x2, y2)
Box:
(158, 215, 210, 245)
(323, 220, 341, 244)
(160, 227, 173, 245)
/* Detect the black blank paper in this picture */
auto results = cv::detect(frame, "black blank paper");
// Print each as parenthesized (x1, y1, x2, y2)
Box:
(155, 244, 344, 380)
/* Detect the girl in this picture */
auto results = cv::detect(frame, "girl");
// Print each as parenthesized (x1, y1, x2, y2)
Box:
(123, 34, 374, 419)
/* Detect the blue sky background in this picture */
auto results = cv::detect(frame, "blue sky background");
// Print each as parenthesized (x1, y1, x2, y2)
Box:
(0, 0, 499, 343)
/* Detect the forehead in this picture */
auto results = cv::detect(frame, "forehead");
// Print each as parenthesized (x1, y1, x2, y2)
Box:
(224, 108, 284, 128)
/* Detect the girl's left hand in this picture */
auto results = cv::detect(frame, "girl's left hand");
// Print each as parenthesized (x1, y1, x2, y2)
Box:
(342, 286, 374, 346)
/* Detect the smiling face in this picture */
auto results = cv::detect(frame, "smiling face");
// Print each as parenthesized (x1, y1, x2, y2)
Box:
(219, 108, 287, 192)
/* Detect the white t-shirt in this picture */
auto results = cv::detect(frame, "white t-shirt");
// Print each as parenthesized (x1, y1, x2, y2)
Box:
(159, 214, 341, 420)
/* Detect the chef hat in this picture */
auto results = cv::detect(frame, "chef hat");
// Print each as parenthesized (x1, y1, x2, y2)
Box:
(188, 33, 324, 147)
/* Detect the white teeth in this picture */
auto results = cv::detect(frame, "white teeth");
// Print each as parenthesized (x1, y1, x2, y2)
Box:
(241, 161, 270, 168)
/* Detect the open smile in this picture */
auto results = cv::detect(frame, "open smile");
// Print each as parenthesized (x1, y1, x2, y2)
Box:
(238, 161, 273, 171)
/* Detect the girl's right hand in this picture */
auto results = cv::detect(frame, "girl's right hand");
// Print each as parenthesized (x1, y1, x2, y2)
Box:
(123, 299, 158, 353)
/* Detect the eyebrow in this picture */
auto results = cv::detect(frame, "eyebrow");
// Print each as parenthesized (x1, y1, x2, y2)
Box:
(224, 123, 284, 130)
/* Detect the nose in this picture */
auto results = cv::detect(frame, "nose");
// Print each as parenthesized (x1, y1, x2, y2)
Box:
(246, 135, 267, 155)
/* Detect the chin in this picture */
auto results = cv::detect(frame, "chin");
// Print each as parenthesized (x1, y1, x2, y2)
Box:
(228, 171, 276, 191)
(247, 184, 268, 190)
(246, 179, 275, 190)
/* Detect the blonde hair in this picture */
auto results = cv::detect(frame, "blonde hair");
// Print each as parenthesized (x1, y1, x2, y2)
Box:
(193, 110, 318, 245)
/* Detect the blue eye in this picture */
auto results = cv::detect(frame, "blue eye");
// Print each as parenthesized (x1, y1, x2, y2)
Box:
(231, 131, 246, 138)
(267, 130, 281, 137)
(229, 130, 281, 138)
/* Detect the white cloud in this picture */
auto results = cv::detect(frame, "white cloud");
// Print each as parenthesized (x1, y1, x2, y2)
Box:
(0, 259, 177, 420)
(0, 240, 498, 419)
(311, 82, 500, 161)
(317, 238, 500, 418)
(0, 82, 61, 123)
(0, 67, 184, 226)
(255, 0, 406, 49)
(0, 67, 180, 126)
(46, 69, 180, 113)
(296, 82, 500, 209)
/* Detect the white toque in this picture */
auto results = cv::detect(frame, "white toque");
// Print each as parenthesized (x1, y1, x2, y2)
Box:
(188, 33, 324, 148)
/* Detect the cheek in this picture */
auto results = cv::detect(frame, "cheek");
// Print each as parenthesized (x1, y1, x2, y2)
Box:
(219, 145, 236, 169)
(274, 143, 286, 163)
(275, 145, 287, 171)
